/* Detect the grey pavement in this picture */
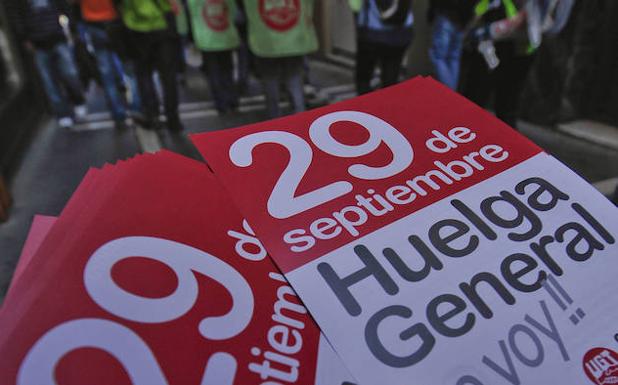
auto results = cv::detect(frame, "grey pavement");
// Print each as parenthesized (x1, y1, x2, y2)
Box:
(1, 60, 617, 303)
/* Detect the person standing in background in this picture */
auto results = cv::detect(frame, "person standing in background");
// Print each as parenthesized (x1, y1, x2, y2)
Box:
(172, 0, 190, 84)
(459, 0, 574, 129)
(354, 0, 414, 95)
(234, 0, 252, 94)
(243, 0, 318, 118)
(7, 0, 87, 128)
(187, 0, 239, 115)
(118, 0, 183, 131)
(427, 0, 475, 89)
(78, 0, 140, 129)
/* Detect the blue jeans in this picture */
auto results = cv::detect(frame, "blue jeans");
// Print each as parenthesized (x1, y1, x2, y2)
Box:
(85, 23, 140, 121)
(429, 15, 464, 90)
(34, 42, 85, 118)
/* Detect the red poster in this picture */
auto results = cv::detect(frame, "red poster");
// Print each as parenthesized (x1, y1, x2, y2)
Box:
(0, 151, 352, 384)
(6, 215, 57, 295)
(192, 77, 618, 384)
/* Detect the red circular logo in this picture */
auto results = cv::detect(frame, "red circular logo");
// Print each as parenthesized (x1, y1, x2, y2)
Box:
(258, 0, 301, 32)
(584, 348, 618, 385)
(202, 0, 229, 32)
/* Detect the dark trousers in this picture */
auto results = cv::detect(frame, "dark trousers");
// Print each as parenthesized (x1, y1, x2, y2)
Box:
(460, 41, 536, 128)
(355, 40, 408, 95)
(130, 30, 179, 122)
(255, 56, 305, 118)
(202, 50, 238, 113)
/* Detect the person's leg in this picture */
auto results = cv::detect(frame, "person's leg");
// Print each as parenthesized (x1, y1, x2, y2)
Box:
(379, 44, 407, 88)
(202, 51, 227, 113)
(52, 42, 86, 108)
(131, 31, 159, 126)
(459, 48, 493, 108)
(237, 47, 249, 88)
(282, 56, 305, 114)
(86, 24, 127, 122)
(155, 34, 181, 130)
(494, 42, 535, 128)
(430, 14, 457, 89)
(236, 23, 250, 91)
(218, 50, 238, 110)
(355, 38, 378, 95)
(118, 59, 142, 115)
(256, 57, 281, 118)
(447, 27, 465, 90)
(33, 48, 71, 119)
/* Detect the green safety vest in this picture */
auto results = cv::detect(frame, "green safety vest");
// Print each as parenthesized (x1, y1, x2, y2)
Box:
(121, 0, 171, 32)
(243, 0, 318, 58)
(348, 0, 362, 12)
(188, 0, 240, 51)
(474, 0, 536, 53)
(474, 0, 517, 19)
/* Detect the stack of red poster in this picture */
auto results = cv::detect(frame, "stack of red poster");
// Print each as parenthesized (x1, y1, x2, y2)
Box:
(1, 77, 617, 385)
(0, 151, 353, 384)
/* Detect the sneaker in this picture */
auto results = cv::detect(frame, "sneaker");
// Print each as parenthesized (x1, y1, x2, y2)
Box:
(57, 117, 74, 128)
(74, 104, 88, 120)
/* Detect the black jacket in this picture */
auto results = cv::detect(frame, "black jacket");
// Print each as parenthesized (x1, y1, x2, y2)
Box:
(6, 0, 71, 48)
(428, 0, 475, 27)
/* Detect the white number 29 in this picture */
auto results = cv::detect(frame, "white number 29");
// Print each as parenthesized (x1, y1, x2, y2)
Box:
(229, 111, 413, 219)
(18, 236, 252, 385)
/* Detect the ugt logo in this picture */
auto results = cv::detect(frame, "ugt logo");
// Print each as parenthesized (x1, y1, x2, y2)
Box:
(202, 0, 229, 32)
(584, 348, 618, 385)
(259, 0, 300, 31)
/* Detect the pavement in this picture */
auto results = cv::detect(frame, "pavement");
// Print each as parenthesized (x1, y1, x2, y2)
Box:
(555, 120, 618, 196)
(0, 58, 617, 303)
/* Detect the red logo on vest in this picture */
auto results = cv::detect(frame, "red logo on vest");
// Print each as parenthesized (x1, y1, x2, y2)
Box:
(259, 0, 300, 32)
(202, 0, 229, 32)
(584, 348, 618, 385)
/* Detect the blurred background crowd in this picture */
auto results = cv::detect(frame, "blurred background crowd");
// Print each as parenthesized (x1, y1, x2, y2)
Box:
(5, 0, 617, 133)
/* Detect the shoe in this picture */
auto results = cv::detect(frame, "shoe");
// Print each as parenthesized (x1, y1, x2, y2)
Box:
(57, 117, 74, 128)
(167, 117, 184, 132)
(74, 104, 87, 120)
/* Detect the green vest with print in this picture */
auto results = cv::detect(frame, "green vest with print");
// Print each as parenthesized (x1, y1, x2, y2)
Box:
(188, 0, 240, 51)
(243, 0, 318, 58)
(121, 0, 170, 32)
(474, 0, 518, 18)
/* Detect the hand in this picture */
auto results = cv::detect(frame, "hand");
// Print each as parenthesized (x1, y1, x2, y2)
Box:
(463, 25, 490, 48)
